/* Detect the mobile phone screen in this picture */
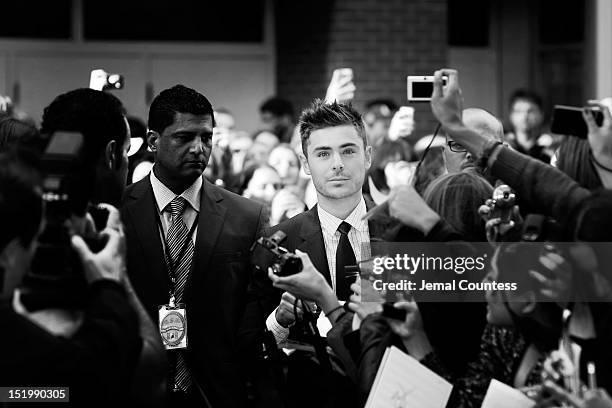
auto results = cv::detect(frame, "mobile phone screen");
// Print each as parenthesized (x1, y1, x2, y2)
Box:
(551, 105, 604, 138)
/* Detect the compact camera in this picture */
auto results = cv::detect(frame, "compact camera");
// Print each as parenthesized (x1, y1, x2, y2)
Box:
(89, 69, 124, 91)
(407, 75, 448, 102)
(250, 231, 303, 277)
(487, 185, 516, 224)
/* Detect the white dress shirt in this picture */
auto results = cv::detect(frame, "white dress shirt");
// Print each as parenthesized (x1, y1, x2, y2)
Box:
(266, 197, 371, 343)
(150, 168, 202, 244)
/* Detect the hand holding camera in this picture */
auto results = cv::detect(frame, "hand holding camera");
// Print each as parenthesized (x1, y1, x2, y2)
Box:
(325, 68, 355, 104)
(89, 69, 124, 91)
(430, 69, 464, 130)
(70, 204, 126, 285)
(268, 249, 333, 305)
(478, 185, 522, 244)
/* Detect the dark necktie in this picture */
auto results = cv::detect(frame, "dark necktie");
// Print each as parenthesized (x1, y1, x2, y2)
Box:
(335, 221, 356, 301)
(166, 196, 194, 392)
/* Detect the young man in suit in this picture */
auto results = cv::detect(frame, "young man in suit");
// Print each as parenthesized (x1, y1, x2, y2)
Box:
(257, 99, 381, 408)
(264, 99, 374, 338)
(121, 85, 266, 408)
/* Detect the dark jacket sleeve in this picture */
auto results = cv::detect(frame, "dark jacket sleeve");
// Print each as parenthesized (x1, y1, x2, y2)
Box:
(236, 206, 271, 359)
(490, 146, 590, 226)
(1, 280, 140, 404)
(326, 311, 360, 382)
(357, 313, 406, 405)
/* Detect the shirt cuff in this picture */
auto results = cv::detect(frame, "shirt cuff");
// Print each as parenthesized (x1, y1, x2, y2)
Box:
(266, 308, 290, 344)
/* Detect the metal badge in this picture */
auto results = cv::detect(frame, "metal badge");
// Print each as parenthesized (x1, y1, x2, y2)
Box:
(158, 304, 188, 350)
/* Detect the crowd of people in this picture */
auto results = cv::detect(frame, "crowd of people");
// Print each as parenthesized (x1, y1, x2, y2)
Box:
(0, 67, 611, 408)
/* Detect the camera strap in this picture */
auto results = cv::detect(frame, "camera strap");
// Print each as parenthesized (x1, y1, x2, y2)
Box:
(153, 199, 200, 299)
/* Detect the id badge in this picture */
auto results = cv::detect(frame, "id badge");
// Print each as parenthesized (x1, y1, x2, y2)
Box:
(158, 303, 188, 350)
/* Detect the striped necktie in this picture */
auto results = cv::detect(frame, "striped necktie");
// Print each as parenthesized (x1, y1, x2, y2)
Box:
(166, 196, 194, 391)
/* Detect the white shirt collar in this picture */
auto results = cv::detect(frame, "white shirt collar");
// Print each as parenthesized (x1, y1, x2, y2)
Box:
(149, 167, 202, 213)
(317, 196, 368, 234)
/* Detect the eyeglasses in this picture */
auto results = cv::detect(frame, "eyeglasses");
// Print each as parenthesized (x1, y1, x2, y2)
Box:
(447, 140, 467, 153)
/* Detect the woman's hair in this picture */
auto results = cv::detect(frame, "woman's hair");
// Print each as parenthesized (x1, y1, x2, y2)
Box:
(423, 172, 493, 241)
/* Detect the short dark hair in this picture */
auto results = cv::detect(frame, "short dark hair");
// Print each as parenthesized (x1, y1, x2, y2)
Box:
(41, 88, 127, 164)
(148, 85, 215, 134)
(0, 117, 41, 154)
(0, 152, 43, 251)
(298, 99, 367, 156)
(509, 89, 543, 111)
(260, 97, 294, 118)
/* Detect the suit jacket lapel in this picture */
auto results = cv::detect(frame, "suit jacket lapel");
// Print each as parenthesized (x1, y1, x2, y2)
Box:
(297, 205, 332, 286)
(187, 179, 226, 297)
(125, 179, 169, 301)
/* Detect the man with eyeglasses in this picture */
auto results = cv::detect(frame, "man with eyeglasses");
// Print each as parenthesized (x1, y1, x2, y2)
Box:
(443, 108, 505, 177)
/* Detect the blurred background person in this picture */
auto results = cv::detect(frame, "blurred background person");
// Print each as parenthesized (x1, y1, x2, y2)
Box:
(259, 97, 295, 143)
(0, 116, 43, 156)
(228, 133, 254, 178)
(267, 143, 300, 188)
(363, 99, 397, 147)
(505, 89, 553, 163)
(214, 107, 236, 131)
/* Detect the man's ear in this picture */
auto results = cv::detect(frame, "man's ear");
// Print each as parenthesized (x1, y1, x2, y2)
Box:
(105, 140, 117, 171)
(364, 145, 373, 170)
(299, 152, 311, 176)
(147, 130, 159, 153)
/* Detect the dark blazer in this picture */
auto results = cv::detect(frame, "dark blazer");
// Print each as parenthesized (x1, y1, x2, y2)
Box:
(264, 199, 392, 288)
(247, 199, 395, 408)
(0, 281, 141, 407)
(121, 176, 265, 408)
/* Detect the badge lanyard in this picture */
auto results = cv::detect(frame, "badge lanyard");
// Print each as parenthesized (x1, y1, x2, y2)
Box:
(154, 199, 199, 306)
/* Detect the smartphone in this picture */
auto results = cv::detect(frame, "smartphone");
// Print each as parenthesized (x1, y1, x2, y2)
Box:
(336, 68, 353, 81)
(407, 75, 447, 102)
(550, 105, 603, 138)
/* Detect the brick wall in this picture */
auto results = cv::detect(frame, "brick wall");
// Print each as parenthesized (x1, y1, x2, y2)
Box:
(275, 0, 448, 137)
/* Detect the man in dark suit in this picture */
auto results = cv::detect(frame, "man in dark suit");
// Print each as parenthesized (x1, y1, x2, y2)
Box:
(255, 99, 388, 408)
(121, 85, 265, 408)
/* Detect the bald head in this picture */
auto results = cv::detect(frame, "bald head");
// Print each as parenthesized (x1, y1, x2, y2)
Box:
(444, 108, 504, 174)
(462, 108, 504, 142)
